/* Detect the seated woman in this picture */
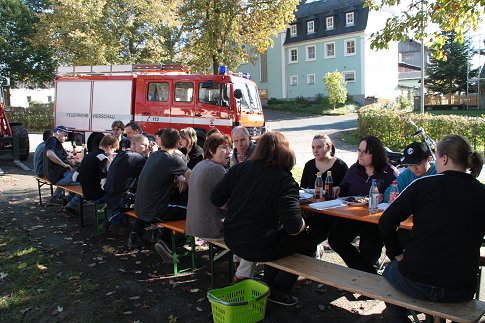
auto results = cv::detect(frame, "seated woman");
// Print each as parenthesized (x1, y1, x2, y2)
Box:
(379, 134, 484, 322)
(179, 127, 203, 170)
(211, 132, 317, 306)
(186, 133, 256, 282)
(300, 134, 348, 246)
(328, 135, 399, 274)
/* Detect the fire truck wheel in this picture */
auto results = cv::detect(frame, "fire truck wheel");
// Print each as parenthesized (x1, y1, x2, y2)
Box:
(87, 132, 105, 153)
(10, 122, 30, 161)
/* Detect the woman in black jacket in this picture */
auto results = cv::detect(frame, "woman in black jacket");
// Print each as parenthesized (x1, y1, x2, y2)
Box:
(211, 131, 317, 306)
(379, 134, 485, 322)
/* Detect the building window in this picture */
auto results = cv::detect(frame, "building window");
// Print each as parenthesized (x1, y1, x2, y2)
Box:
(307, 74, 315, 85)
(344, 39, 356, 56)
(47, 96, 52, 102)
(326, 16, 334, 30)
(307, 21, 315, 34)
(290, 75, 298, 86)
(290, 25, 297, 37)
(342, 71, 356, 83)
(324, 42, 336, 59)
(26, 96, 32, 103)
(346, 12, 355, 26)
(289, 48, 298, 63)
(260, 52, 268, 83)
(306, 45, 316, 61)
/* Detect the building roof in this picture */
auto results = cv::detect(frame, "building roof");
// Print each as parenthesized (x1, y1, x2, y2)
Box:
(285, 0, 368, 45)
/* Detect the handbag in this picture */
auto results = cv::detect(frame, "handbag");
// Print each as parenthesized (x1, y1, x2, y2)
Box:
(120, 177, 137, 210)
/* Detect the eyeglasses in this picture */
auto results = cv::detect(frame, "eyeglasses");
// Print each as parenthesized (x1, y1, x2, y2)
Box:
(218, 145, 231, 152)
(357, 149, 371, 155)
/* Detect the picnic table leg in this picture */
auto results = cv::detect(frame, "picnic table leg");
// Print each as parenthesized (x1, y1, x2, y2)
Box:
(171, 230, 179, 275)
(209, 243, 216, 289)
(80, 197, 84, 227)
(189, 236, 196, 270)
(37, 180, 43, 206)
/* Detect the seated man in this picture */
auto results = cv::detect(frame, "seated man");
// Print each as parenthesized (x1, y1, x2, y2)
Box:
(230, 126, 255, 165)
(75, 135, 119, 203)
(131, 128, 190, 260)
(124, 121, 143, 141)
(34, 129, 52, 177)
(383, 142, 436, 202)
(111, 120, 130, 152)
(104, 134, 150, 225)
(43, 126, 80, 214)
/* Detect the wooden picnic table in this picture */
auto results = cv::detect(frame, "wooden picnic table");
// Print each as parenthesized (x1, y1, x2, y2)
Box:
(301, 202, 413, 230)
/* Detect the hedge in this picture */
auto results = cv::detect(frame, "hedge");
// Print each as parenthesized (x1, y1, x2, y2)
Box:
(357, 105, 485, 152)
(6, 102, 54, 132)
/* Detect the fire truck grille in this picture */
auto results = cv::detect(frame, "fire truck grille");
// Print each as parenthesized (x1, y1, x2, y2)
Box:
(246, 126, 264, 137)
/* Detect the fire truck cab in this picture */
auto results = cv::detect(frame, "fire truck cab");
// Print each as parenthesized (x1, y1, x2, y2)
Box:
(54, 64, 265, 149)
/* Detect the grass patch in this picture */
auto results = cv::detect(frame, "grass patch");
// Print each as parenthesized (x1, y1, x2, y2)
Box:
(0, 223, 101, 322)
(291, 166, 303, 184)
(339, 129, 361, 146)
(264, 97, 359, 116)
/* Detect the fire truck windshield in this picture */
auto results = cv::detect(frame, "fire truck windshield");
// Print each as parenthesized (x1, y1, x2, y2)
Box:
(234, 82, 262, 112)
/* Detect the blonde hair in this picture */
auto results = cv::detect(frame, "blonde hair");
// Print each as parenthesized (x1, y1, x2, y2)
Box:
(313, 134, 335, 157)
(180, 127, 198, 148)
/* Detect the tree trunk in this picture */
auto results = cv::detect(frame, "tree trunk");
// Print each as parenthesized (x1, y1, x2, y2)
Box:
(212, 55, 219, 75)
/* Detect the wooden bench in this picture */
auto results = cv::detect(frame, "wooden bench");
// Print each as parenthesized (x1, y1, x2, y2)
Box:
(34, 176, 54, 207)
(207, 240, 234, 288)
(124, 210, 196, 275)
(206, 241, 485, 322)
(268, 254, 485, 323)
(34, 176, 103, 230)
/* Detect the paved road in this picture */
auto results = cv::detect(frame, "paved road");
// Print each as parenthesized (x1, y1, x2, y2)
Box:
(264, 110, 359, 169)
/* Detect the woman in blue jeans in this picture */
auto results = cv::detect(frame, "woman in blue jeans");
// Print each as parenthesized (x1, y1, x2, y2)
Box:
(379, 134, 484, 322)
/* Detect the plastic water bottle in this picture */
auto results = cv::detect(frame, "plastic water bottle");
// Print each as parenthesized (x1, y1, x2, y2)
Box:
(314, 172, 323, 200)
(389, 181, 400, 203)
(369, 179, 379, 214)
(324, 171, 333, 200)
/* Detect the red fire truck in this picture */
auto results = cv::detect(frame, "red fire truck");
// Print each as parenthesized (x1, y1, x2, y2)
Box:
(54, 64, 266, 149)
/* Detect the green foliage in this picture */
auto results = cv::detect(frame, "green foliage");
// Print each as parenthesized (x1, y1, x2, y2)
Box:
(0, 0, 55, 87)
(33, 0, 180, 65)
(365, 0, 485, 60)
(178, 0, 300, 74)
(6, 102, 53, 132)
(357, 105, 485, 152)
(426, 31, 477, 94)
(322, 71, 348, 109)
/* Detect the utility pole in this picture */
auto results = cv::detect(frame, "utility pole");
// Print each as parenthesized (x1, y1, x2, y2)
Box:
(420, 0, 425, 114)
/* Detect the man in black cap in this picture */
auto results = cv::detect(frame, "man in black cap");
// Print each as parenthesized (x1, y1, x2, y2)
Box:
(43, 125, 81, 214)
(384, 142, 436, 202)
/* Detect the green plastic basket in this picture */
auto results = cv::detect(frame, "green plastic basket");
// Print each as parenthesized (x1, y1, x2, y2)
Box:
(207, 279, 270, 323)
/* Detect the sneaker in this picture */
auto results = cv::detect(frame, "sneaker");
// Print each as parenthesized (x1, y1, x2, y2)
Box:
(268, 290, 298, 306)
(46, 196, 64, 206)
(63, 206, 79, 216)
(154, 240, 176, 263)
(128, 232, 142, 249)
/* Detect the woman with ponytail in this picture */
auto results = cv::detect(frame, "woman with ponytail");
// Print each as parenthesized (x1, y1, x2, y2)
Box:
(379, 134, 484, 322)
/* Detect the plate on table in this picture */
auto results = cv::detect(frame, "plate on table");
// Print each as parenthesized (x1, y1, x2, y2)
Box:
(299, 189, 314, 203)
(342, 196, 369, 206)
